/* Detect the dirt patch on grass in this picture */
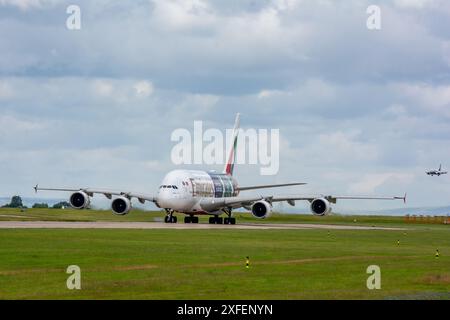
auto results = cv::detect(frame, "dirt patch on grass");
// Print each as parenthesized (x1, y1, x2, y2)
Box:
(421, 274, 450, 285)
(0, 268, 61, 276)
(190, 255, 421, 269)
(111, 264, 159, 271)
(0, 265, 159, 276)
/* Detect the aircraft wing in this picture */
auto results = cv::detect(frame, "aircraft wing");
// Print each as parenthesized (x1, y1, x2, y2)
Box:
(199, 193, 406, 212)
(237, 182, 306, 191)
(270, 194, 407, 205)
(34, 185, 157, 204)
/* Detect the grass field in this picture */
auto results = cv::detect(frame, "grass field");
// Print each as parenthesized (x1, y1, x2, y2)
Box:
(1, 207, 448, 227)
(0, 208, 449, 299)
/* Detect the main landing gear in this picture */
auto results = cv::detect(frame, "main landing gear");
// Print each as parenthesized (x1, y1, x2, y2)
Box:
(208, 208, 236, 225)
(184, 216, 199, 224)
(164, 209, 177, 223)
(209, 216, 223, 224)
(208, 216, 236, 224)
(164, 209, 236, 225)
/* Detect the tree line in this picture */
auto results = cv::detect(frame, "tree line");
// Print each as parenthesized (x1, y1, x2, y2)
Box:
(1, 195, 70, 209)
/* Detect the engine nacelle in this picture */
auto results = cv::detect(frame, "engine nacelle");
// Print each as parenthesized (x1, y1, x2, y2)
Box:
(251, 200, 272, 219)
(310, 198, 332, 216)
(69, 191, 90, 209)
(111, 196, 132, 215)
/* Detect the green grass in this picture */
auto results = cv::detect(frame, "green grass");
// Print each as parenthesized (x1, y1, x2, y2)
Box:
(0, 209, 449, 299)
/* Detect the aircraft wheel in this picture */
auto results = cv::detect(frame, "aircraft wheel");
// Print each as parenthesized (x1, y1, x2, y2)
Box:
(224, 218, 229, 224)
(209, 217, 215, 224)
(184, 216, 191, 224)
(216, 217, 223, 224)
(171, 216, 177, 223)
(230, 218, 236, 225)
(193, 217, 199, 224)
(164, 216, 170, 223)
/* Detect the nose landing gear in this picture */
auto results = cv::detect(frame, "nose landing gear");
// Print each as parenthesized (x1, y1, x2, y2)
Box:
(164, 209, 177, 223)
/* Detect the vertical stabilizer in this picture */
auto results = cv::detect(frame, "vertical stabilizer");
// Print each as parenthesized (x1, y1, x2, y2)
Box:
(224, 113, 240, 176)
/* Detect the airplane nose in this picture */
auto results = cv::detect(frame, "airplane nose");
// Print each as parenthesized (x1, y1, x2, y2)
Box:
(157, 189, 173, 207)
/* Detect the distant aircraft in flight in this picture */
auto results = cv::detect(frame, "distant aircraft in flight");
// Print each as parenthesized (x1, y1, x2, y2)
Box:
(426, 164, 447, 176)
(35, 114, 406, 224)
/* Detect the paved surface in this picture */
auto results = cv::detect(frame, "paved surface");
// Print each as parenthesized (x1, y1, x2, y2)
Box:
(0, 221, 405, 230)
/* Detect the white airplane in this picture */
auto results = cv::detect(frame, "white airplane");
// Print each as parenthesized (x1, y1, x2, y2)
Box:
(426, 164, 447, 177)
(35, 114, 406, 224)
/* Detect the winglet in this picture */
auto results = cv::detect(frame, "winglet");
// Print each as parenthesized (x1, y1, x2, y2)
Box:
(401, 193, 407, 204)
(394, 193, 407, 204)
(34, 184, 39, 194)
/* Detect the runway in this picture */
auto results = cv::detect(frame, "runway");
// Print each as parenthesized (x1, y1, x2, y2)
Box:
(0, 221, 405, 230)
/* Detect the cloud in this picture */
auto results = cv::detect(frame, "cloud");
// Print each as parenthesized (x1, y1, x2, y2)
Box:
(0, 80, 14, 98)
(0, 0, 47, 10)
(0, 0, 447, 95)
(257, 89, 284, 99)
(349, 173, 414, 194)
(133, 81, 154, 98)
(395, 83, 450, 117)
(393, 0, 435, 9)
(93, 80, 114, 97)
(151, 0, 217, 31)
(317, 131, 379, 163)
(0, 114, 46, 135)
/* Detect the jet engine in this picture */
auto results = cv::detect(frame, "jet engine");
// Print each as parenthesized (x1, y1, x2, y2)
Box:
(111, 196, 132, 215)
(251, 200, 272, 219)
(310, 198, 332, 216)
(69, 191, 90, 209)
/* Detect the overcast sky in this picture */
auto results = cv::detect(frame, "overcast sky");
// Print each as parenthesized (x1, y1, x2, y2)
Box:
(1, 0, 450, 212)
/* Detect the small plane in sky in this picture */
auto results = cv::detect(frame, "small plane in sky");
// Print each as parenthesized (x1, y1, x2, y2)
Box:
(426, 164, 448, 176)
(35, 114, 406, 224)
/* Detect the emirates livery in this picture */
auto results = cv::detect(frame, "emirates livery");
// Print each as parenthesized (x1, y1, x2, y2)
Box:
(35, 114, 406, 224)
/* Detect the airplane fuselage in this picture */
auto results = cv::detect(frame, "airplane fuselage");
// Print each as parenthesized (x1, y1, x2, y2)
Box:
(426, 171, 447, 176)
(156, 170, 239, 214)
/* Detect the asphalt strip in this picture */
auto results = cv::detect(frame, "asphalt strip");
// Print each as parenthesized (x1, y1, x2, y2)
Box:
(0, 221, 405, 230)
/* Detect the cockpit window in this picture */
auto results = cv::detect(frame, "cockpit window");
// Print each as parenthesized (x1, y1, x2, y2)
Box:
(159, 185, 178, 189)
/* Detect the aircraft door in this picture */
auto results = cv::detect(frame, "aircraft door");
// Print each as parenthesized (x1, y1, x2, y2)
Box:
(189, 178, 197, 197)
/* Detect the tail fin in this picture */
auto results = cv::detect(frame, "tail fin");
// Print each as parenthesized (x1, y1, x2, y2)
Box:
(224, 113, 240, 176)
(439, 164, 442, 171)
